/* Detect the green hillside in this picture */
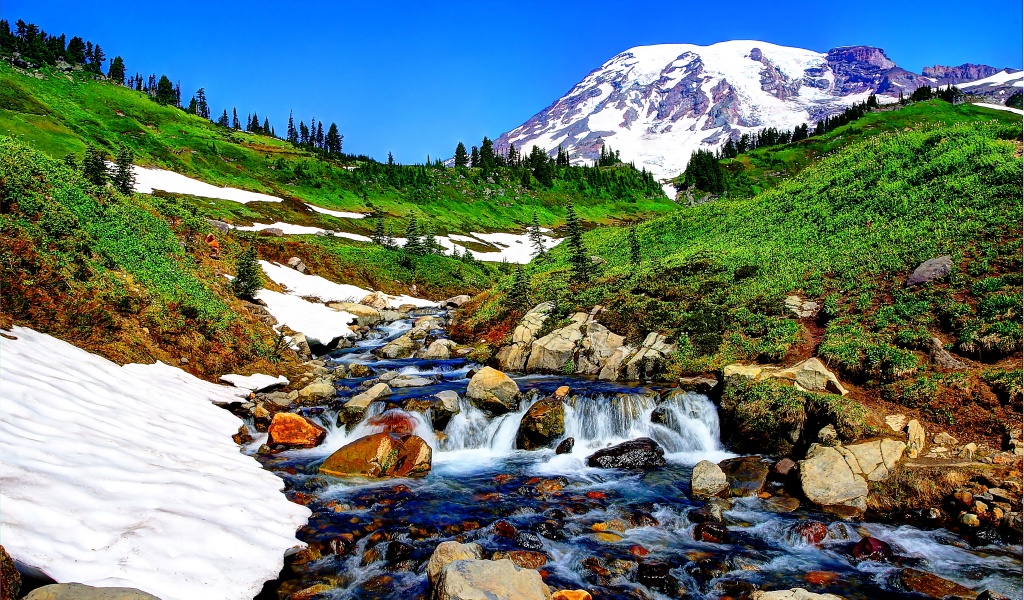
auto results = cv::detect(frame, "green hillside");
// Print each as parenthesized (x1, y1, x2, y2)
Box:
(461, 107, 1023, 439)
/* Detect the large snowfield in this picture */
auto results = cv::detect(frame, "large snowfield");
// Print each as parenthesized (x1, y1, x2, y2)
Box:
(0, 326, 311, 600)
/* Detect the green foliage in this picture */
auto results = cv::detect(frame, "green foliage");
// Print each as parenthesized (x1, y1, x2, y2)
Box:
(628, 225, 641, 266)
(720, 377, 807, 454)
(231, 245, 262, 299)
(82, 145, 106, 186)
(682, 148, 725, 193)
(1007, 92, 1023, 110)
(565, 203, 591, 284)
(111, 143, 135, 194)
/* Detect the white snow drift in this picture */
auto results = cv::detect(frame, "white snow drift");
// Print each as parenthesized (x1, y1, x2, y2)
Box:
(131, 165, 283, 203)
(0, 326, 310, 600)
(220, 372, 289, 392)
(259, 261, 435, 309)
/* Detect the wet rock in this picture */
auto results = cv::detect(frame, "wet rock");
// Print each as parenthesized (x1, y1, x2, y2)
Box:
(377, 333, 419, 359)
(552, 591, 592, 600)
(977, 590, 1010, 600)
(343, 383, 392, 424)
(493, 550, 547, 569)
(420, 339, 456, 360)
(347, 363, 372, 378)
(436, 559, 551, 600)
(298, 381, 336, 402)
(804, 572, 841, 585)
(719, 456, 770, 497)
(1, 545, 20, 600)
(906, 256, 953, 287)
(750, 590, 845, 600)
(960, 513, 981, 527)
(495, 302, 554, 372)
(896, 568, 978, 599)
(693, 521, 730, 543)
(690, 460, 729, 499)
(773, 458, 798, 478)
(427, 541, 483, 587)
(319, 432, 431, 478)
(389, 375, 434, 388)
(685, 557, 727, 588)
(906, 419, 926, 458)
(764, 496, 802, 513)
(466, 367, 521, 415)
(517, 398, 566, 450)
(637, 561, 678, 595)
(792, 521, 828, 544)
(851, 536, 892, 561)
(494, 520, 518, 538)
(799, 444, 868, 514)
(555, 437, 575, 454)
(266, 412, 327, 448)
(677, 376, 719, 393)
(24, 585, 161, 600)
(586, 437, 666, 469)
(365, 411, 417, 436)
(516, 531, 545, 550)
(328, 302, 383, 327)
(533, 520, 568, 541)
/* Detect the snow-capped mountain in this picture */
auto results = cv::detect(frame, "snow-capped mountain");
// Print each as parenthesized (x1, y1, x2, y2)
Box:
(495, 41, 990, 185)
(956, 69, 1023, 104)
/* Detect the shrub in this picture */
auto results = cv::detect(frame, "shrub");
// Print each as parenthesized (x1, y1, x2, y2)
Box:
(231, 245, 263, 300)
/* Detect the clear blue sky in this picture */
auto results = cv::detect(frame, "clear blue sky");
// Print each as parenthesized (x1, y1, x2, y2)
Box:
(7, 1, 1023, 162)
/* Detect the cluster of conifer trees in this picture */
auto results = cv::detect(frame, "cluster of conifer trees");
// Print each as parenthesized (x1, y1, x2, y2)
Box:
(0, 19, 110, 75)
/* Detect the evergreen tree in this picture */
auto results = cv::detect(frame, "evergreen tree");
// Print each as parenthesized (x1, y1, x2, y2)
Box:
(510, 266, 531, 309)
(107, 55, 125, 84)
(480, 137, 495, 172)
(423, 225, 438, 254)
(682, 149, 725, 194)
(111, 144, 136, 194)
(404, 215, 423, 255)
(628, 225, 642, 266)
(388, 152, 394, 166)
(62, 153, 77, 170)
(286, 111, 298, 144)
(263, 117, 271, 134)
(89, 44, 105, 74)
(528, 212, 546, 258)
(232, 108, 240, 129)
(194, 88, 210, 119)
(470, 145, 480, 168)
(231, 245, 263, 299)
(154, 75, 175, 105)
(454, 142, 468, 168)
(66, 36, 85, 64)
(372, 216, 387, 245)
(325, 123, 342, 154)
(187, 96, 198, 114)
(82, 145, 107, 186)
(565, 203, 591, 284)
(217, 109, 229, 127)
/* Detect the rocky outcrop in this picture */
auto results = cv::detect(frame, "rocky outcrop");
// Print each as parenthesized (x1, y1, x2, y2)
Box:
(25, 585, 161, 600)
(267, 413, 327, 448)
(750, 589, 845, 600)
(495, 302, 553, 372)
(690, 460, 729, 499)
(923, 63, 1001, 83)
(377, 333, 419, 359)
(577, 322, 626, 376)
(841, 439, 905, 481)
(516, 397, 566, 450)
(586, 437, 666, 469)
(906, 256, 952, 287)
(466, 367, 520, 415)
(427, 542, 483, 588)
(623, 333, 676, 381)
(719, 456, 770, 497)
(319, 432, 431, 478)
(436, 559, 551, 600)
(799, 444, 869, 515)
(419, 339, 457, 360)
(328, 302, 383, 327)
(360, 291, 390, 309)
(929, 337, 968, 370)
(444, 294, 472, 308)
(526, 312, 590, 373)
(906, 419, 926, 458)
(727, 358, 847, 396)
(1, 545, 20, 600)
(297, 380, 336, 402)
(784, 295, 820, 318)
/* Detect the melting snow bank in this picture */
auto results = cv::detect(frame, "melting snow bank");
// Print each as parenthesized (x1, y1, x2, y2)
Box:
(130, 165, 283, 203)
(971, 102, 1024, 116)
(0, 326, 311, 600)
(259, 261, 436, 308)
(257, 288, 358, 345)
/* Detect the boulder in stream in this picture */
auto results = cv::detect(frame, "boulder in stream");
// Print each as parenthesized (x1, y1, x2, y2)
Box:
(690, 460, 729, 499)
(719, 456, 770, 497)
(435, 558, 551, 600)
(895, 568, 978, 599)
(342, 383, 392, 424)
(466, 367, 520, 415)
(516, 397, 566, 450)
(426, 541, 483, 588)
(266, 412, 327, 448)
(586, 437, 666, 469)
(799, 444, 868, 516)
(749, 590, 845, 600)
(319, 432, 431, 478)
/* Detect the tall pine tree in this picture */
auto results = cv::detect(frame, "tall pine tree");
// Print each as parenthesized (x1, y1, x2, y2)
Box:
(111, 144, 136, 194)
(528, 212, 546, 258)
(454, 142, 468, 168)
(565, 203, 591, 284)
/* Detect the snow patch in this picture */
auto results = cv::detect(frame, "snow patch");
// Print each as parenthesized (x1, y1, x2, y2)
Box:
(959, 69, 1024, 89)
(970, 101, 1024, 115)
(220, 372, 289, 392)
(258, 261, 436, 309)
(131, 165, 283, 203)
(307, 205, 367, 219)
(0, 326, 310, 600)
(256, 288, 358, 345)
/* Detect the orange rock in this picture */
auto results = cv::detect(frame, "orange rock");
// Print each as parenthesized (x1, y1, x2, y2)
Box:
(493, 473, 515, 485)
(553, 591, 592, 600)
(586, 491, 607, 499)
(630, 545, 650, 557)
(553, 386, 572, 400)
(366, 412, 417, 436)
(493, 550, 548, 569)
(804, 571, 840, 585)
(319, 432, 431, 478)
(537, 479, 564, 493)
(267, 412, 327, 448)
(593, 532, 622, 543)
(591, 519, 628, 534)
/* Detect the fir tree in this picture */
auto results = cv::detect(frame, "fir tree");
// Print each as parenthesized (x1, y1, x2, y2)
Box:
(454, 142, 468, 168)
(480, 137, 495, 172)
(154, 75, 175, 105)
(404, 215, 423, 255)
(111, 144, 136, 194)
(565, 203, 591, 284)
(194, 88, 210, 119)
(107, 55, 125, 84)
(388, 152, 394, 166)
(528, 212, 546, 258)
(682, 149, 725, 194)
(231, 245, 263, 299)
(66, 36, 85, 64)
(325, 123, 342, 154)
(286, 111, 298, 144)
(470, 145, 480, 168)
(315, 122, 325, 149)
(263, 117, 271, 135)
(62, 153, 77, 170)
(628, 225, 642, 266)
(372, 216, 387, 245)
(510, 266, 531, 310)
(82, 145, 107, 186)
(217, 109, 229, 127)
(423, 225, 438, 254)
(232, 108, 240, 129)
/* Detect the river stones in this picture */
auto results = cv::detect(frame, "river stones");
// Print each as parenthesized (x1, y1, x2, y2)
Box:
(552, 591, 592, 600)
(895, 568, 978, 599)
(693, 522, 731, 543)
(427, 542, 484, 587)
(792, 521, 828, 544)
(298, 381, 336, 402)
(555, 437, 575, 454)
(1, 545, 20, 600)
(719, 456, 770, 497)
(516, 398, 566, 450)
(377, 333, 419, 359)
(466, 367, 520, 415)
(342, 383, 392, 424)
(24, 585, 161, 600)
(419, 339, 455, 359)
(586, 437, 666, 469)
(328, 302, 384, 327)
(436, 558, 551, 600)
(493, 550, 547, 570)
(690, 460, 729, 499)
(319, 432, 431, 478)
(750, 590, 845, 600)
(266, 412, 326, 448)
(851, 536, 892, 561)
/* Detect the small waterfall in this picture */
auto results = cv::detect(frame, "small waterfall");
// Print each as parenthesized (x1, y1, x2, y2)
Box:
(439, 396, 536, 456)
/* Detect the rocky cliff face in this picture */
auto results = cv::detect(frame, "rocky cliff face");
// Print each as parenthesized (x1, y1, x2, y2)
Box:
(923, 63, 1003, 84)
(496, 41, 1002, 185)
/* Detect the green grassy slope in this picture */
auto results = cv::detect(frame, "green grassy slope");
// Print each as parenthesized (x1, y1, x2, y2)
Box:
(0, 62, 678, 237)
(460, 110, 1022, 439)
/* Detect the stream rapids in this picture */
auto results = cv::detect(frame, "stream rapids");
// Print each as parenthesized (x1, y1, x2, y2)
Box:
(249, 310, 1022, 599)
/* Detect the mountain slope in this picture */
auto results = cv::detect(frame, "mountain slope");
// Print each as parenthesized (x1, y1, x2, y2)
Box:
(496, 41, 1002, 182)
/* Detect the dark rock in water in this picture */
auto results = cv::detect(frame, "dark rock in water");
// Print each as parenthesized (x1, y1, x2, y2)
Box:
(693, 521, 730, 543)
(384, 541, 413, 563)
(972, 527, 1002, 546)
(906, 256, 952, 287)
(586, 437, 666, 469)
(718, 456, 769, 497)
(851, 536, 892, 561)
(555, 437, 575, 454)
(493, 520, 518, 538)
(1, 545, 20, 600)
(978, 590, 1011, 600)
(516, 397, 566, 450)
(637, 561, 677, 594)
(685, 557, 727, 589)
(772, 457, 797, 479)
(792, 521, 829, 544)
(688, 505, 722, 524)
(532, 519, 568, 541)
(896, 568, 979, 599)
(492, 550, 547, 570)
(515, 485, 541, 497)
(516, 531, 545, 550)
(625, 510, 659, 528)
